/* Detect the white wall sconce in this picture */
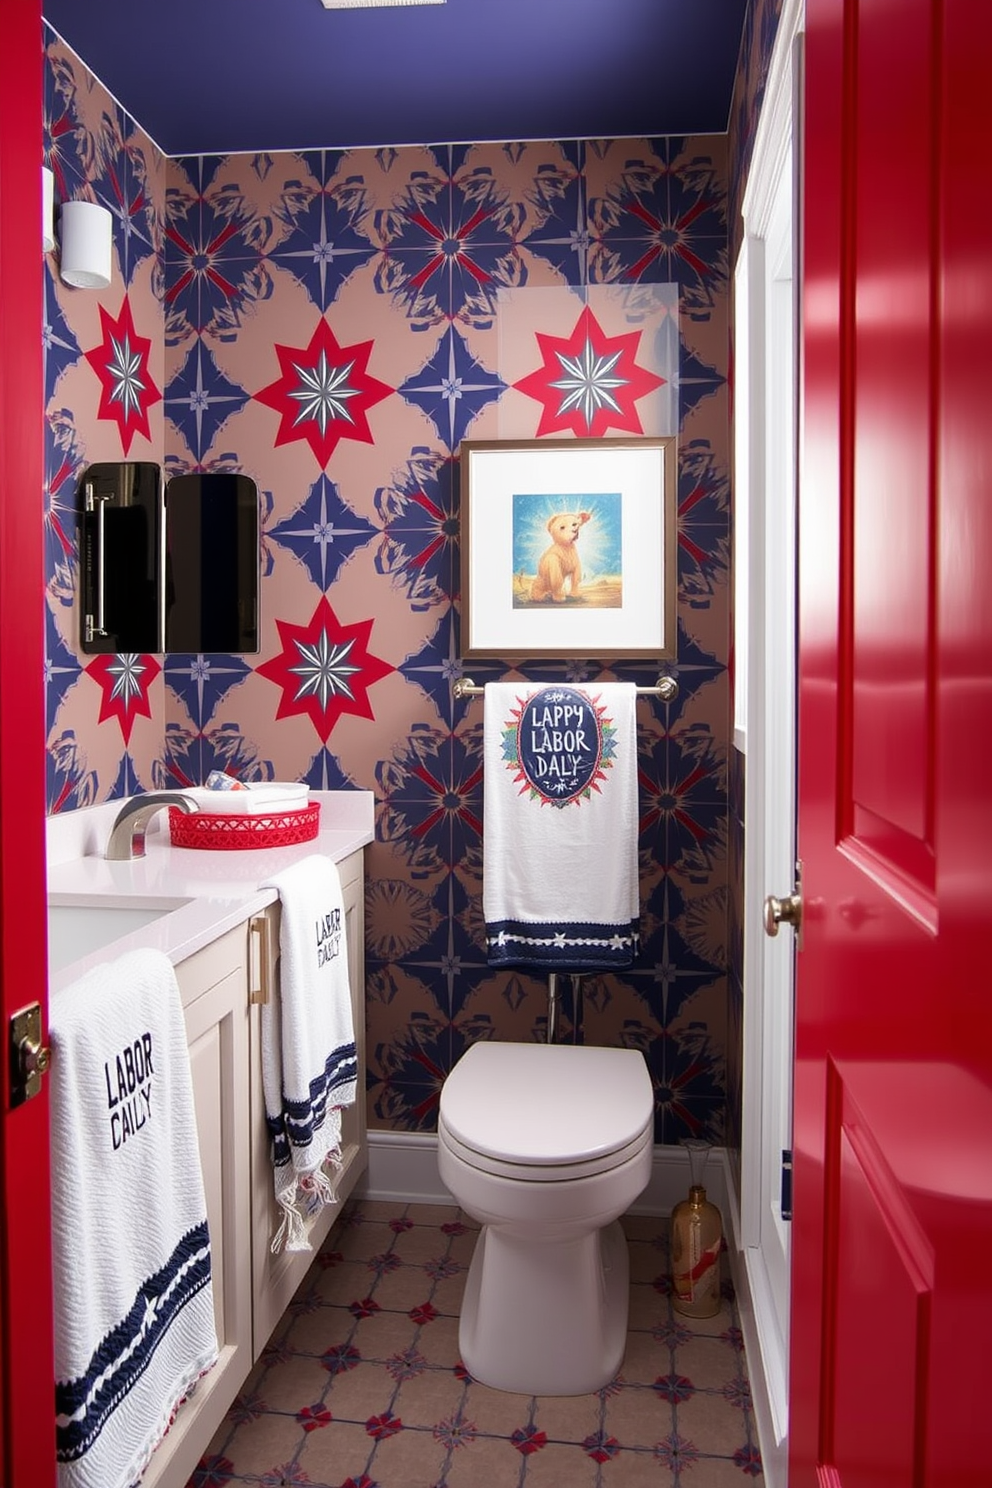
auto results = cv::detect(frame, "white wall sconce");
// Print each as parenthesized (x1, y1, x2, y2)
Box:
(59, 199, 113, 290)
(42, 166, 55, 254)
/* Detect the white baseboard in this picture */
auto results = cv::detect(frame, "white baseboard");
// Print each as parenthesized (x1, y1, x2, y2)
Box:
(357, 1129, 732, 1219)
(357, 1129, 455, 1206)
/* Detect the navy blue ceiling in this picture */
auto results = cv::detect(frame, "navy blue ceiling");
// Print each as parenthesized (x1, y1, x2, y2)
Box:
(41, 0, 747, 158)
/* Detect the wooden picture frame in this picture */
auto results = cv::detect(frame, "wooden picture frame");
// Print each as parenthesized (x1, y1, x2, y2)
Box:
(459, 436, 677, 660)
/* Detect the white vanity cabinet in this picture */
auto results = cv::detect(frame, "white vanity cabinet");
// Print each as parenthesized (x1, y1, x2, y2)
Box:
(248, 846, 368, 1356)
(139, 845, 367, 1488)
(142, 925, 253, 1488)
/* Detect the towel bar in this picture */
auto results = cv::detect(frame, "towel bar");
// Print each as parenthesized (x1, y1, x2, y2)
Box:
(452, 675, 678, 702)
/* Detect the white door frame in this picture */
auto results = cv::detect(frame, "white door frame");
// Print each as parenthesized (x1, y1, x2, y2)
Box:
(731, 3, 804, 1485)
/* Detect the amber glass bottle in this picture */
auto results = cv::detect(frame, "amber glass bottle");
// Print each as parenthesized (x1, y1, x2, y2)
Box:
(670, 1140, 723, 1318)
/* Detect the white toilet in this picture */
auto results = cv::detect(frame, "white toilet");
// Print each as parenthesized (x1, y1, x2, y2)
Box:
(437, 1040, 654, 1396)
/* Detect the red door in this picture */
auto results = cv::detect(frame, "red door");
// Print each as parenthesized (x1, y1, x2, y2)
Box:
(0, 1, 56, 1484)
(791, 0, 992, 1484)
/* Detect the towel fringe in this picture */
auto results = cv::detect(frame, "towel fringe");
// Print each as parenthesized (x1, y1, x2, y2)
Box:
(271, 1195, 308, 1254)
(270, 1144, 345, 1254)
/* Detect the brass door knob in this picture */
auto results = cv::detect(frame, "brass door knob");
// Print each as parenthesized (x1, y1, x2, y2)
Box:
(764, 892, 803, 937)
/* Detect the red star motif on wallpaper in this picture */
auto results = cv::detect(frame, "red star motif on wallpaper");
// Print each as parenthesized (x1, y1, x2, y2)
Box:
(84, 652, 161, 745)
(254, 317, 392, 468)
(513, 305, 665, 439)
(255, 595, 394, 742)
(83, 296, 162, 454)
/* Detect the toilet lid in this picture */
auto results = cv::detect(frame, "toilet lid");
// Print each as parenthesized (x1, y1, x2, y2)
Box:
(439, 1041, 654, 1167)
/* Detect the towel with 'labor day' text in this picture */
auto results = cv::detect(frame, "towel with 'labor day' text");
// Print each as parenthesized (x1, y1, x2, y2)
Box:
(49, 948, 217, 1488)
(483, 682, 639, 971)
(260, 853, 357, 1253)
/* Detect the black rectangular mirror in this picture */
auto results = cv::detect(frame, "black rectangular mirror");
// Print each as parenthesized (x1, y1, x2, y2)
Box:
(79, 464, 260, 655)
(165, 473, 259, 653)
(80, 462, 162, 654)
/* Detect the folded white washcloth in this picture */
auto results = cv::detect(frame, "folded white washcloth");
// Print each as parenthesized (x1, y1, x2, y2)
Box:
(50, 948, 218, 1488)
(187, 781, 311, 816)
(259, 854, 357, 1252)
(483, 682, 640, 970)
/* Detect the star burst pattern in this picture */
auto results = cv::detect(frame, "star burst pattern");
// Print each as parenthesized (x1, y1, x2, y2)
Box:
(165, 341, 249, 460)
(45, 604, 81, 735)
(513, 306, 664, 438)
(590, 141, 727, 320)
(256, 596, 393, 742)
(269, 474, 377, 592)
(84, 297, 161, 454)
(254, 317, 391, 468)
(376, 152, 523, 330)
(374, 451, 456, 611)
(398, 326, 505, 452)
(376, 724, 483, 877)
(626, 1019, 726, 1144)
(155, 721, 274, 793)
(269, 149, 375, 311)
(47, 730, 98, 816)
(638, 726, 727, 883)
(368, 1010, 475, 1130)
(44, 416, 82, 607)
(84, 652, 161, 744)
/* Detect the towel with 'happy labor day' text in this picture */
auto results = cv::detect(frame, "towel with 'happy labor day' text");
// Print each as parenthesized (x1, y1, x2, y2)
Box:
(49, 947, 218, 1488)
(483, 681, 639, 971)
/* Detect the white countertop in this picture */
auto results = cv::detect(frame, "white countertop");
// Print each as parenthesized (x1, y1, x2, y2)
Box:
(47, 790, 374, 993)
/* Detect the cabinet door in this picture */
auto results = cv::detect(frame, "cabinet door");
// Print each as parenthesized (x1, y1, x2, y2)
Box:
(337, 849, 367, 1185)
(142, 928, 251, 1488)
(250, 849, 367, 1357)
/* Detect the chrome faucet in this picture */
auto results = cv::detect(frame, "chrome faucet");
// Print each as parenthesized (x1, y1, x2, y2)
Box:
(106, 792, 199, 860)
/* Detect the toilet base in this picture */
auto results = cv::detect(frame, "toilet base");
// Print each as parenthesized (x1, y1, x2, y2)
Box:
(458, 1218, 630, 1396)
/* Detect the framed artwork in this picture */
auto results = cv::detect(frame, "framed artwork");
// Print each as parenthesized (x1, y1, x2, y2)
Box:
(459, 436, 677, 660)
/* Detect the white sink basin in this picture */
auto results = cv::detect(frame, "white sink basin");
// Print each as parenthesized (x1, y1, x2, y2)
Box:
(47, 895, 193, 974)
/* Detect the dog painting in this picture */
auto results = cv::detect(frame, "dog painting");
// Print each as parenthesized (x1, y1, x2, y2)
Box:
(530, 510, 591, 602)
(512, 492, 623, 609)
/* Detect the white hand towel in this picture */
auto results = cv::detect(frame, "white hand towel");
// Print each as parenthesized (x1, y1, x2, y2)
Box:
(186, 781, 310, 815)
(260, 854, 357, 1253)
(483, 682, 640, 970)
(49, 948, 218, 1488)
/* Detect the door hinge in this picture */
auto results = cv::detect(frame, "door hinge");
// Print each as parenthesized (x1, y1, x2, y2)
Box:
(781, 1148, 793, 1222)
(9, 1002, 51, 1108)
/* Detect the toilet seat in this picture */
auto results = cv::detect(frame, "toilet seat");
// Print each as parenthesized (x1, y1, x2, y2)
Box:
(439, 1041, 654, 1179)
(438, 1114, 652, 1182)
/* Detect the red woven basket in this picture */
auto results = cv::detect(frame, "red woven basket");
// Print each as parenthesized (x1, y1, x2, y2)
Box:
(168, 801, 320, 850)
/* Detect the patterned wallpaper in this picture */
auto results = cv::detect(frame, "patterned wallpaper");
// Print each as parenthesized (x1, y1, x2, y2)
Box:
(44, 39, 168, 804)
(42, 31, 732, 1144)
(728, 0, 785, 259)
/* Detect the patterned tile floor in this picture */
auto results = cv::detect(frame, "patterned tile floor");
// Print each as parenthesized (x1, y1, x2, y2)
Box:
(186, 1201, 764, 1488)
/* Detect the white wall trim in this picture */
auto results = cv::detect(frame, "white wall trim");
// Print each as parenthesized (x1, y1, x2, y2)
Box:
(356, 1130, 454, 1206)
(733, 8, 805, 1485)
(741, 0, 804, 236)
(720, 1152, 789, 1488)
